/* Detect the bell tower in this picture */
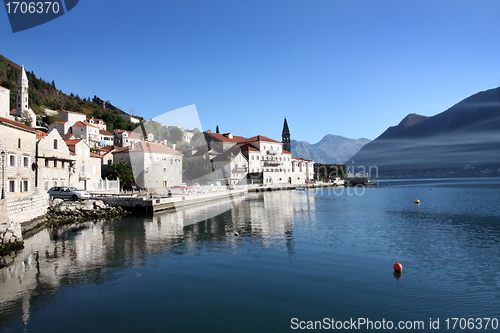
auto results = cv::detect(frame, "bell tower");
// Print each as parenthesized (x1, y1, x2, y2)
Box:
(16, 65, 29, 117)
(282, 117, 290, 152)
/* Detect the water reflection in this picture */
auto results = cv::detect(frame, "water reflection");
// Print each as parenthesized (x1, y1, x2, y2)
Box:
(0, 190, 315, 329)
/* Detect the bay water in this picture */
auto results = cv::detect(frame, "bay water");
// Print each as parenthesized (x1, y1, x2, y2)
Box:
(1, 178, 500, 332)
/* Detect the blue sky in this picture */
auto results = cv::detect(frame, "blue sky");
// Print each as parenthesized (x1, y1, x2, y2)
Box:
(2, 0, 500, 143)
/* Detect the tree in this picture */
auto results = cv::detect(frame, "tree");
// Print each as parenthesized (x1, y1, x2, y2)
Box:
(68, 161, 76, 185)
(105, 161, 135, 189)
(216, 125, 219, 133)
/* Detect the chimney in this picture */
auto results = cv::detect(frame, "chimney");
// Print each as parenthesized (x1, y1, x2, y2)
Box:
(172, 144, 176, 150)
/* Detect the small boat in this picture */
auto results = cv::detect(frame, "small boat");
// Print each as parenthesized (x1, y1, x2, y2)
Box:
(296, 187, 306, 191)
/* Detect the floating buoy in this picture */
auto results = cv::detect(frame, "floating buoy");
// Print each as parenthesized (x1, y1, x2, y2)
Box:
(414, 199, 420, 204)
(234, 231, 239, 236)
(393, 261, 403, 272)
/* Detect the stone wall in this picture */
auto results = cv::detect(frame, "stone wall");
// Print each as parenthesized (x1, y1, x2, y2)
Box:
(4, 194, 49, 224)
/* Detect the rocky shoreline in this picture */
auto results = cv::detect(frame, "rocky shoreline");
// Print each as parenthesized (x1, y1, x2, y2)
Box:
(45, 198, 131, 225)
(19, 198, 131, 236)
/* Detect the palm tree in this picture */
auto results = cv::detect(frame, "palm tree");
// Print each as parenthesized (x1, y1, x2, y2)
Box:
(105, 161, 135, 189)
(68, 161, 75, 186)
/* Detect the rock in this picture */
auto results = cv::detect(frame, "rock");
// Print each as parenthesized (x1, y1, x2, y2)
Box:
(50, 198, 64, 208)
(94, 200, 107, 209)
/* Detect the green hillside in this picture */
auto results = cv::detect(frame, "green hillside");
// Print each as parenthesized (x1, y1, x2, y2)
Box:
(0, 54, 140, 132)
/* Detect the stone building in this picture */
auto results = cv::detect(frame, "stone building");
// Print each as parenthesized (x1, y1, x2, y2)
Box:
(72, 121, 100, 147)
(211, 147, 248, 185)
(113, 129, 144, 147)
(0, 117, 37, 198)
(113, 141, 183, 192)
(59, 110, 86, 128)
(36, 129, 74, 191)
(86, 117, 107, 131)
(200, 130, 315, 185)
(64, 139, 102, 190)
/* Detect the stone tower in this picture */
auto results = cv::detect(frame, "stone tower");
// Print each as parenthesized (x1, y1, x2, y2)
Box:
(16, 65, 29, 117)
(282, 117, 290, 152)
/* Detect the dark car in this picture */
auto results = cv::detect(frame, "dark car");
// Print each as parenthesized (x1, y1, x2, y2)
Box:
(123, 183, 140, 191)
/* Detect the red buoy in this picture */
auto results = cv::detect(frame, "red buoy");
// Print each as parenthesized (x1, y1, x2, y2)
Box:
(393, 261, 403, 272)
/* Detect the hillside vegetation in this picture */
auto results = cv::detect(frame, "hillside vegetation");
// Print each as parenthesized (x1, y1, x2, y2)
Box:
(0, 54, 140, 132)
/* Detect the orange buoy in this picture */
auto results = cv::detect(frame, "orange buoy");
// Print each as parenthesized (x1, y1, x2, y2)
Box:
(393, 261, 403, 272)
(414, 199, 420, 204)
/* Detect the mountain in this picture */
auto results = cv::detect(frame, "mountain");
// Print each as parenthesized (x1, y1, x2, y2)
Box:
(346, 87, 500, 178)
(291, 135, 371, 164)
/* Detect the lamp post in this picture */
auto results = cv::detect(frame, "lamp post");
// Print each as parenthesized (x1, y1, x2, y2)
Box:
(1, 151, 5, 200)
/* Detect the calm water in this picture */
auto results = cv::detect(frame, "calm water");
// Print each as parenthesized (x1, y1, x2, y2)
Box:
(2, 179, 500, 332)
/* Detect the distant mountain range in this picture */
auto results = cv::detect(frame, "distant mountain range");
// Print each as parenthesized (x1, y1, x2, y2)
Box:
(291, 135, 371, 164)
(347, 87, 500, 178)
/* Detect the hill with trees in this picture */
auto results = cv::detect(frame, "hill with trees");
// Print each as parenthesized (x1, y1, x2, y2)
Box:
(0, 54, 141, 132)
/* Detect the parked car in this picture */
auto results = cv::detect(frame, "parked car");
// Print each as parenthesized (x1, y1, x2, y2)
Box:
(123, 183, 140, 191)
(47, 186, 91, 201)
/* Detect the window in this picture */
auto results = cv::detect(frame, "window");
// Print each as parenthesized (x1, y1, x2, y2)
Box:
(23, 156, 29, 167)
(8, 180, 15, 193)
(9, 155, 16, 167)
(18, 138, 21, 149)
(45, 159, 49, 167)
(61, 161, 65, 169)
(54, 139, 58, 150)
(44, 181, 49, 190)
(54, 160, 57, 168)
(22, 181, 29, 192)
(53, 181, 58, 187)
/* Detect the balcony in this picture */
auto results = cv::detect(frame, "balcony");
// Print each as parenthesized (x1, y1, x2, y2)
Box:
(266, 150, 277, 155)
(264, 161, 281, 167)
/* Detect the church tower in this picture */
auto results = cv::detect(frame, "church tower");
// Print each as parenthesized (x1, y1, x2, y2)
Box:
(16, 65, 29, 117)
(282, 117, 290, 152)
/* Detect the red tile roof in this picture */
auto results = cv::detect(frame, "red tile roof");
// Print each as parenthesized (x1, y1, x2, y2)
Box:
(244, 135, 281, 144)
(0, 116, 36, 133)
(87, 117, 106, 124)
(205, 132, 248, 143)
(73, 121, 97, 128)
(292, 157, 311, 162)
(129, 141, 182, 155)
(99, 129, 113, 136)
(60, 133, 76, 140)
(112, 147, 130, 154)
(10, 109, 16, 115)
(56, 121, 67, 124)
(282, 150, 292, 154)
(239, 143, 259, 152)
(90, 152, 101, 158)
(0, 85, 9, 90)
(35, 130, 48, 139)
(64, 139, 83, 146)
